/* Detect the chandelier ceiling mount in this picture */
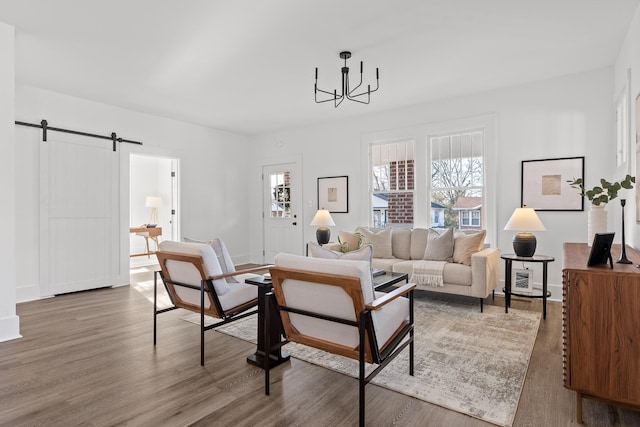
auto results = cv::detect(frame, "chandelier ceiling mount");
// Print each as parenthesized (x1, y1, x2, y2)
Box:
(314, 51, 379, 108)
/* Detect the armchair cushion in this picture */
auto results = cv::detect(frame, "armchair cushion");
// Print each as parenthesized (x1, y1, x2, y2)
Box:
(159, 240, 230, 295)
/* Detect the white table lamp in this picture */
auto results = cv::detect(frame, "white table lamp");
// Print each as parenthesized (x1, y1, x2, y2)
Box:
(310, 209, 335, 244)
(504, 207, 546, 257)
(145, 196, 162, 226)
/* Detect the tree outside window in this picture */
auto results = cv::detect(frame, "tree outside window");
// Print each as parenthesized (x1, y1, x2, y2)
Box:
(430, 131, 484, 229)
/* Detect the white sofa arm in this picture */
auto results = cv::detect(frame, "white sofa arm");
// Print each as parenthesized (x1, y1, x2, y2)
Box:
(470, 247, 500, 298)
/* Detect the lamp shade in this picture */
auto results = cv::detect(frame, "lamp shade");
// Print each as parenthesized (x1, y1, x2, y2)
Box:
(504, 207, 545, 257)
(504, 208, 546, 232)
(145, 196, 162, 208)
(310, 209, 335, 227)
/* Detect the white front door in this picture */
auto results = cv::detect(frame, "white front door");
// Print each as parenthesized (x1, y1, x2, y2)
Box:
(263, 163, 303, 263)
(40, 136, 119, 295)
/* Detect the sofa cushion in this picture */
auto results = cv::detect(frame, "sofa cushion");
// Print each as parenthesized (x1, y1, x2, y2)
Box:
(184, 236, 239, 282)
(410, 228, 429, 260)
(338, 230, 364, 253)
(423, 228, 454, 261)
(453, 230, 487, 266)
(308, 242, 373, 263)
(391, 260, 472, 287)
(356, 227, 393, 258)
(391, 228, 412, 259)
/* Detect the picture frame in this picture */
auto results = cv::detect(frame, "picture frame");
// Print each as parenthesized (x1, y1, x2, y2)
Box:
(521, 156, 584, 211)
(318, 175, 349, 213)
(512, 269, 533, 294)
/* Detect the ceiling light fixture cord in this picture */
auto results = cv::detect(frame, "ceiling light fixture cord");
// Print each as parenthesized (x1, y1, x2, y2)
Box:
(315, 51, 379, 107)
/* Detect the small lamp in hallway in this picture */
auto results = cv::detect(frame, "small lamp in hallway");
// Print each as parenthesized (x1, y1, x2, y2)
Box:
(504, 206, 546, 257)
(311, 209, 335, 245)
(146, 196, 162, 226)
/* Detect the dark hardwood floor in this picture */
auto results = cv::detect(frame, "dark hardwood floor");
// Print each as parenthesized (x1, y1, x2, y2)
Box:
(1, 265, 638, 426)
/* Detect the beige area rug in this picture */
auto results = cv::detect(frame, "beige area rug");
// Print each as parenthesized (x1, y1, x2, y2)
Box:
(182, 296, 541, 427)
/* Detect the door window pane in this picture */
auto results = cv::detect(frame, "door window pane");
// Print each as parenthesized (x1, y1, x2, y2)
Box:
(270, 171, 291, 218)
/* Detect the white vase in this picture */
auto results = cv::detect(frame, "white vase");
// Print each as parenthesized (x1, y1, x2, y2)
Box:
(587, 204, 607, 246)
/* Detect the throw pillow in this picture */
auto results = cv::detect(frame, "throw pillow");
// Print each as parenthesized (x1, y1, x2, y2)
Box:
(183, 236, 238, 282)
(453, 230, 486, 266)
(356, 227, 393, 259)
(308, 242, 373, 263)
(338, 230, 364, 253)
(423, 228, 454, 261)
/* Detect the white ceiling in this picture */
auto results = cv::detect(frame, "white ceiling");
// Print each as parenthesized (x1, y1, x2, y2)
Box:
(1, 0, 638, 136)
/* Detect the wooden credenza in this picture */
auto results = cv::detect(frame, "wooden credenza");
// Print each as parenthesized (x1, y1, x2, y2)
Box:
(562, 243, 640, 423)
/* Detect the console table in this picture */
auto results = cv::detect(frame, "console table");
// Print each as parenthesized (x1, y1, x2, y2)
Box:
(562, 242, 640, 423)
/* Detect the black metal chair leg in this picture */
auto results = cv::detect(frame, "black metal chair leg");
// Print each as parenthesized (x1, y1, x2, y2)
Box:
(153, 271, 158, 345)
(480, 297, 484, 313)
(265, 293, 271, 395)
(359, 316, 366, 427)
(200, 280, 205, 366)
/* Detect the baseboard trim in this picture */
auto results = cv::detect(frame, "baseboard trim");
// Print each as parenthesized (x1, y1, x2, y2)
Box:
(0, 315, 21, 343)
(16, 283, 41, 303)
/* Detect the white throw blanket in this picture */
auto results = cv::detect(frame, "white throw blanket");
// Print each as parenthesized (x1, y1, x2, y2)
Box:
(410, 260, 446, 287)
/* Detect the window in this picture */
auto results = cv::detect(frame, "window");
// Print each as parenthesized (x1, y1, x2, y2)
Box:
(370, 140, 415, 228)
(472, 210, 480, 226)
(430, 130, 484, 229)
(269, 171, 291, 218)
(461, 211, 470, 226)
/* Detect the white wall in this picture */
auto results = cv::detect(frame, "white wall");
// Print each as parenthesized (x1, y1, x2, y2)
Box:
(0, 21, 20, 341)
(14, 85, 252, 302)
(615, 4, 640, 248)
(249, 68, 614, 301)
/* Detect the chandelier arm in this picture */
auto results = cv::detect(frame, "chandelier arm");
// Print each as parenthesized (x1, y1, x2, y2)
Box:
(347, 78, 379, 98)
(316, 86, 340, 97)
(344, 94, 370, 104)
(347, 61, 364, 95)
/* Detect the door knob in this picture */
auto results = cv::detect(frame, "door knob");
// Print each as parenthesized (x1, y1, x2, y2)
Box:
(292, 222, 297, 226)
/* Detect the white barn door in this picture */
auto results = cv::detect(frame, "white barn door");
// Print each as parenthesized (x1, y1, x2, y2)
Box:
(40, 136, 119, 296)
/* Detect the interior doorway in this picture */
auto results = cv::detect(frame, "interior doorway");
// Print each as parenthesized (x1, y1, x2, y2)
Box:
(129, 154, 179, 267)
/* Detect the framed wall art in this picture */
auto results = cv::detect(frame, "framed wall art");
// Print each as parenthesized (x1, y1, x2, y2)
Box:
(318, 175, 348, 213)
(521, 156, 584, 211)
(513, 269, 533, 294)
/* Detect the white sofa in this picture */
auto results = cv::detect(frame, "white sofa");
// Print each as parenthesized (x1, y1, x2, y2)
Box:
(323, 227, 500, 311)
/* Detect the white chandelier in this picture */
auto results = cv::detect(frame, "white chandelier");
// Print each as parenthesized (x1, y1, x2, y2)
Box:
(314, 51, 379, 107)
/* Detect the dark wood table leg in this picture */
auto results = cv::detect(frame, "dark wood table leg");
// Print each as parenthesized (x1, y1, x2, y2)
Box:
(246, 282, 290, 369)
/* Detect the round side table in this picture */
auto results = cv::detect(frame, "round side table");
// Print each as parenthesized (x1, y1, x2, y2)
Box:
(501, 253, 554, 320)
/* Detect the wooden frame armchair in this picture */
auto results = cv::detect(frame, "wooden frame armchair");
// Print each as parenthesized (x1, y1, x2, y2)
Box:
(264, 253, 415, 427)
(154, 240, 267, 365)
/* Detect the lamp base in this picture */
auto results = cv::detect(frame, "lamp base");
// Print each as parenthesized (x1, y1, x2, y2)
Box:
(513, 232, 537, 257)
(316, 227, 331, 245)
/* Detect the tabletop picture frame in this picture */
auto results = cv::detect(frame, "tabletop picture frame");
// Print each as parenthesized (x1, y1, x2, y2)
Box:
(521, 156, 584, 211)
(318, 175, 348, 213)
(513, 269, 533, 294)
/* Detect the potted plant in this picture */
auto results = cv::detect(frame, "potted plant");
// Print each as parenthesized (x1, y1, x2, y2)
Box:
(567, 175, 635, 206)
(567, 175, 635, 244)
